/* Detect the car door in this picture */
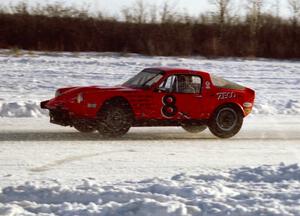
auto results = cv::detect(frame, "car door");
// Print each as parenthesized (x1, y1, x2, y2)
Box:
(152, 74, 206, 120)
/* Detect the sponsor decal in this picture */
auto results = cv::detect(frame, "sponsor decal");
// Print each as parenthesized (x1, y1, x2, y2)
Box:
(217, 92, 237, 100)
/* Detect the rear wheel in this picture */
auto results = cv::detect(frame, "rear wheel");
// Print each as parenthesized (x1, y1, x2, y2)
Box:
(209, 105, 243, 138)
(182, 125, 207, 133)
(97, 103, 133, 138)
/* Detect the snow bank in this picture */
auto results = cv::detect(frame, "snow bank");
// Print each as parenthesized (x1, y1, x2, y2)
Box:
(252, 99, 300, 115)
(0, 101, 47, 117)
(1, 164, 300, 216)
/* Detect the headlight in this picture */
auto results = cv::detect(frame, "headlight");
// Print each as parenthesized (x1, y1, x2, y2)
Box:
(77, 93, 84, 103)
(55, 90, 61, 97)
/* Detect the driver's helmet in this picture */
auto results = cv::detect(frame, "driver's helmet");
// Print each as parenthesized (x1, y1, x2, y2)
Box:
(177, 75, 195, 93)
(178, 75, 191, 87)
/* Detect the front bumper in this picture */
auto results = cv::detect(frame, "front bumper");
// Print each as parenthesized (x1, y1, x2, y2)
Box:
(40, 100, 71, 126)
(40, 100, 50, 109)
(49, 108, 71, 126)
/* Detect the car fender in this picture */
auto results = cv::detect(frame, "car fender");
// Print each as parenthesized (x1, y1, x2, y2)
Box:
(212, 102, 245, 118)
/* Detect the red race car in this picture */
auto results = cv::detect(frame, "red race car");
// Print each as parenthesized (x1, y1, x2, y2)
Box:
(41, 68, 255, 138)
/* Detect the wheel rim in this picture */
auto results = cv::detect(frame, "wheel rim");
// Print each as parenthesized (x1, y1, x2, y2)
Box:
(216, 108, 238, 131)
(106, 108, 127, 130)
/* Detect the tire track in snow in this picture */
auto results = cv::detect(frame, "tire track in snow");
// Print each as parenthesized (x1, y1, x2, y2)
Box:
(29, 150, 135, 172)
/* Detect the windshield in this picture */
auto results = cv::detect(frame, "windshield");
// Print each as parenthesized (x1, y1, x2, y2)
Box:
(123, 69, 164, 88)
(211, 74, 245, 90)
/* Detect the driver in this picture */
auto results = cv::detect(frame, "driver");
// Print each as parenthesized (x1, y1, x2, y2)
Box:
(178, 75, 195, 93)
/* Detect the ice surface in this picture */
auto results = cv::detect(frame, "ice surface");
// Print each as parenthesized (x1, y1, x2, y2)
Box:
(1, 164, 300, 216)
(0, 51, 299, 117)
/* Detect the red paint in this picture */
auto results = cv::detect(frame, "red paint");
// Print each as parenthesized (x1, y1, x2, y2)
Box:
(41, 67, 255, 126)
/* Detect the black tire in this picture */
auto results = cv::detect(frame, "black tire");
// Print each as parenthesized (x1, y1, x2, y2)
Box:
(182, 125, 207, 133)
(208, 105, 243, 138)
(97, 103, 133, 138)
(73, 123, 95, 133)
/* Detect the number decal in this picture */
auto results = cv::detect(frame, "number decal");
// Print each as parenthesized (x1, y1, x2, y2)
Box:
(161, 95, 177, 118)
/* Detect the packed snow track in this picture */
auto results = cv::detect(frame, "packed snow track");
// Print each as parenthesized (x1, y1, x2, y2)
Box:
(1, 116, 300, 215)
(1, 116, 300, 187)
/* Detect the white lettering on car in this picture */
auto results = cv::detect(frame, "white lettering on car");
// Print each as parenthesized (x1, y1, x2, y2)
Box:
(217, 92, 237, 100)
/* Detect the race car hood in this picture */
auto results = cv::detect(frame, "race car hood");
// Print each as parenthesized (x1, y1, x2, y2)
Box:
(43, 85, 138, 109)
(57, 85, 135, 98)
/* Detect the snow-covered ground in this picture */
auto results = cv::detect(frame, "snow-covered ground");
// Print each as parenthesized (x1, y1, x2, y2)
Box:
(0, 51, 300, 215)
(1, 163, 300, 216)
(1, 115, 300, 187)
(0, 116, 300, 216)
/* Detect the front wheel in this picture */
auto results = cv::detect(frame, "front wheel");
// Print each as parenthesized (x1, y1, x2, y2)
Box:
(97, 104, 132, 138)
(208, 105, 243, 138)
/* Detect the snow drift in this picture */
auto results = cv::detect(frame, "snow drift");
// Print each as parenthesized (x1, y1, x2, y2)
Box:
(0, 102, 48, 118)
(1, 164, 300, 216)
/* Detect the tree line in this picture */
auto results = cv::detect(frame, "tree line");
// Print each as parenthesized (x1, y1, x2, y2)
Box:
(0, 0, 299, 59)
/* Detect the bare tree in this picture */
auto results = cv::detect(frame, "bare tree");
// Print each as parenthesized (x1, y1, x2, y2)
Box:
(0, 7, 3, 14)
(246, 0, 266, 34)
(133, 0, 148, 23)
(121, 7, 134, 22)
(273, 0, 280, 18)
(198, 13, 211, 24)
(246, 0, 265, 56)
(10, 1, 29, 15)
(31, 3, 88, 18)
(149, 4, 158, 23)
(121, 0, 148, 23)
(288, 0, 300, 25)
(159, 2, 178, 23)
(209, 0, 231, 26)
(160, 1, 172, 23)
(247, 0, 264, 26)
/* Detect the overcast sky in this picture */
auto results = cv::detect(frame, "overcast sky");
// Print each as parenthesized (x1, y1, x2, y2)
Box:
(3, 0, 291, 18)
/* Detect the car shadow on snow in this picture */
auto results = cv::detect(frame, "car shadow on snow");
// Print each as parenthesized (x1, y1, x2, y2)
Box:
(0, 131, 299, 142)
(0, 131, 214, 141)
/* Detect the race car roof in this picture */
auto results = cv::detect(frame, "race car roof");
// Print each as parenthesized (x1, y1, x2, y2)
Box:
(145, 67, 210, 76)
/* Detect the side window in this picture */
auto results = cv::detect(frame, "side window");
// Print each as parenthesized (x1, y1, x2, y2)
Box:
(191, 76, 202, 93)
(159, 75, 176, 92)
(159, 75, 202, 94)
(177, 75, 202, 94)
